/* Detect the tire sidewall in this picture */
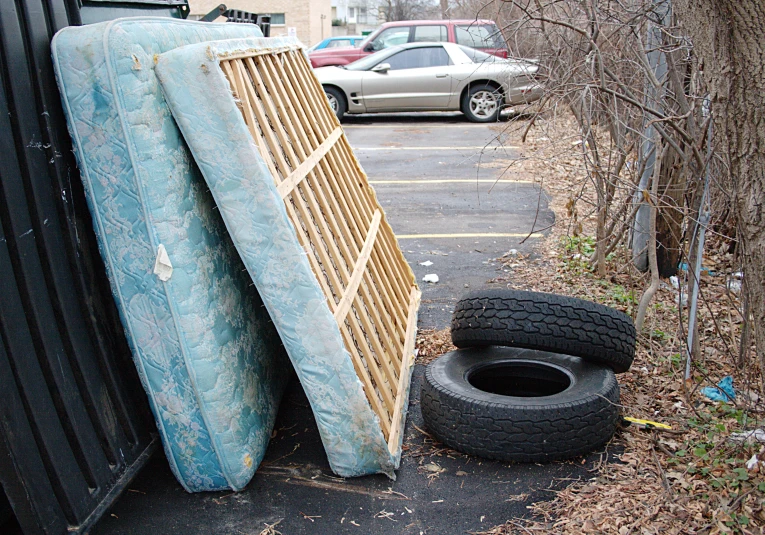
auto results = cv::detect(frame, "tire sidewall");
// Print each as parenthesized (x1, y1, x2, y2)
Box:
(462, 83, 502, 123)
(427, 347, 616, 412)
(324, 86, 347, 120)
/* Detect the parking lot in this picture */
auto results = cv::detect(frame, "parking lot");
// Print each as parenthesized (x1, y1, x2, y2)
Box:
(343, 112, 553, 328)
(91, 114, 601, 535)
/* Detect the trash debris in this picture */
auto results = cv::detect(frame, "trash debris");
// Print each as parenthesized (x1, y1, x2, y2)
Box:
(730, 429, 765, 444)
(700, 376, 735, 402)
(727, 278, 742, 294)
(622, 417, 672, 430)
(669, 275, 680, 289)
(746, 454, 759, 470)
(678, 262, 716, 276)
(153, 244, 173, 281)
(419, 261, 433, 267)
(422, 274, 439, 283)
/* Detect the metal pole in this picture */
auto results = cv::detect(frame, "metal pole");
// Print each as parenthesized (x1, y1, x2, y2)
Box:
(685, 114, 712, 381)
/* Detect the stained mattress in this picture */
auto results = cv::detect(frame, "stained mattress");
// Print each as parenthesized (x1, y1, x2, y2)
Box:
(51, 18, 291, 492)
(155, 37, 419, 478)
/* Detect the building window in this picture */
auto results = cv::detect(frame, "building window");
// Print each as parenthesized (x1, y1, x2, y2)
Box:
(270, 13, 285, 25)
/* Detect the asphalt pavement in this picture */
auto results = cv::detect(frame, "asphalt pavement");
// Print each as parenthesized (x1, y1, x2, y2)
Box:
(89, 113, 609, 535)
(343, 112, 553, 328)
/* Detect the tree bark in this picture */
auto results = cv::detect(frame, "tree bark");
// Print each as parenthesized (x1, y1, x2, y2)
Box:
(673, 0, 765, 367)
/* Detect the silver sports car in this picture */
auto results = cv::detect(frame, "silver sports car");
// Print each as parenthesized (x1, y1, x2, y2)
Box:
(313, 41, 543, 122)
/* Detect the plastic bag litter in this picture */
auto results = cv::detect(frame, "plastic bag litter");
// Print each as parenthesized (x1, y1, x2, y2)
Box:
(700, 376, 735, 402)
(730, 429, 765, 444)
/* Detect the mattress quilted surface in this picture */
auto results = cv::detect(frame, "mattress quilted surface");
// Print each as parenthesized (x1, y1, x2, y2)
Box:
(52, 18, 291, 492)
(156, 37, 416, 479)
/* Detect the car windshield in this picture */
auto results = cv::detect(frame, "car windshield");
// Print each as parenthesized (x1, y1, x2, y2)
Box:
(344, 46, 402, 71)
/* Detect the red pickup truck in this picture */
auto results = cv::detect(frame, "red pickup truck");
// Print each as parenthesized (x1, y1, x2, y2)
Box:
(309, 19, 509, 68)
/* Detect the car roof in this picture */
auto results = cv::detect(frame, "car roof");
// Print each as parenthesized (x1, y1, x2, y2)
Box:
(385, 41, 457, 50)
(379, 19, 498, 28)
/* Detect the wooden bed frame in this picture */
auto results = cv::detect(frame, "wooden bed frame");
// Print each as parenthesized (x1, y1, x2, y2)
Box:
(220, 45, 420, 452)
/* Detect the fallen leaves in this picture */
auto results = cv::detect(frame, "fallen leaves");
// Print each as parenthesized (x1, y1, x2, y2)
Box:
(416, 328, 455, 365)
(468, 112, 765, 535)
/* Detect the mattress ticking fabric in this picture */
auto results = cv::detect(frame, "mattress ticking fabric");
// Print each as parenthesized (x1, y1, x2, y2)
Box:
(156, 37, 416, 478)
(51, 18, 290, 492)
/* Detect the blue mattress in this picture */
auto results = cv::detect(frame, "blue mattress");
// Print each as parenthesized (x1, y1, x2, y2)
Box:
(51, 18, 291, 492)
(156, 37, 417, 478)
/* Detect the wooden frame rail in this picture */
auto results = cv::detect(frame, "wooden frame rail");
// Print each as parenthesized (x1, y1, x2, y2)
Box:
(220, 46, 420, 450)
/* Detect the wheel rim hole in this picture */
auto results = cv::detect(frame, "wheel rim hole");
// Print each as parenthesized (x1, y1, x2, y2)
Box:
(468, 362, 571, 397)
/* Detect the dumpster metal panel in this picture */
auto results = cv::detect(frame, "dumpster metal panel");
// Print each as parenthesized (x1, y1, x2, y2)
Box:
(0, 0, 183, 533)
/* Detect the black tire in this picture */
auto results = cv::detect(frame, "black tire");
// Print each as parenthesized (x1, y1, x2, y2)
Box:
(461, 83, 503, 123)
(451, 290, 636, 373)
(323, 85, 347, 121)
(421, 347, 621, 462)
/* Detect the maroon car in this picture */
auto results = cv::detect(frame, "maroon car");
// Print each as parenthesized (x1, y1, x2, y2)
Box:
(309, 19, 509, 68)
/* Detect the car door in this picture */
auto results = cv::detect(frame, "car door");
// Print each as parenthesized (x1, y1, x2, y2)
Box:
(360, 46, 453, 111)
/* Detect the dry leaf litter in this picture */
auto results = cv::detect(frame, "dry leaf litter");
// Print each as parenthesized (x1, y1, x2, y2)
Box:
(415, 110, 764, 535)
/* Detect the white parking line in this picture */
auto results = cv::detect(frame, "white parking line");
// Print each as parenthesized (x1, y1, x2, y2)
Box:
(368, 179, 532, 184)
(355, 146, 519, 151)
(396, 233, 543, 239)
(343, 124, 493, 129)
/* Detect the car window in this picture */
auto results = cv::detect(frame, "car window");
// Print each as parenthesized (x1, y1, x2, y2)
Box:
(457, 45, 498, 63)
(385, 47, 452, 70)
(412, 25, 448, 43)
(369, 27, 411, 51)
(327, 39, 352, 48)
(455, 24, 507, 49)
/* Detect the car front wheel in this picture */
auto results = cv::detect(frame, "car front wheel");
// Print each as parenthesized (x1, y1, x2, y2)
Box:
(323, 86, 347, 121)
(462, 83, 502, 123)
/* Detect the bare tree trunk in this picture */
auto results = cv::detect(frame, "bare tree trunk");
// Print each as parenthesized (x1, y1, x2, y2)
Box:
(655, 147, 684, 277)
(673, 0, 765, 369)
(636, 142, 664, 333)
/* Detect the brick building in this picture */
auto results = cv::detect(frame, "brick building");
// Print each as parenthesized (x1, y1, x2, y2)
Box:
(188, 0, 332, 48)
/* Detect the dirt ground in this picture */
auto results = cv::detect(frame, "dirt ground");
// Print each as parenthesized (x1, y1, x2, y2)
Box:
(416, 111, 765, 535)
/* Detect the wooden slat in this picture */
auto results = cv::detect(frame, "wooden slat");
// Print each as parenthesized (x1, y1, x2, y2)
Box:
(387, 287, 421, 453)
(275, 57, 404, 371)
(254, 54, 398, 414)
(221, 47, 422, 447)
(274, 50, 406, 416)
(277, 127, 342, 199)
(257, 53, 402, 396)
(334, 209, 381, 323)
(285, 56, 410, 346)
(221, 60, 281, 183)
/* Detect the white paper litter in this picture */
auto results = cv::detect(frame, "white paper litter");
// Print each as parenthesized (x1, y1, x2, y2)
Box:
(419, 261, 434, 267)
(746, 454, 759, 470)
(730, 429, 765, 444)
(153, 244, 173, 281)
(422, 274, 439, 283)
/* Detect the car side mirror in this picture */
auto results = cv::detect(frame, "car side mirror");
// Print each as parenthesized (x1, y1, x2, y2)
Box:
(371, 63, 391, 73)
(364, 44, 374, 52)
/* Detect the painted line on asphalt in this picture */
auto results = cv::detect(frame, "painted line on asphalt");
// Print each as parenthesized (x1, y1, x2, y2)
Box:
(355, 146, 519, 150)
(368, 179, 532, 184)
(396, 233, 543, 239)
(343, 124, 492, 129)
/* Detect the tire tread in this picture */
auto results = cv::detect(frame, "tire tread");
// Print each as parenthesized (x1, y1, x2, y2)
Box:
(451, 290, 636, 373)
